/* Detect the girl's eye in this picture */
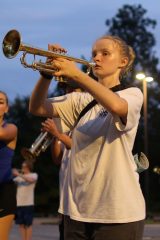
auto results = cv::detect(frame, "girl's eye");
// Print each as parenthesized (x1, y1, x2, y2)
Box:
(103, 51, 109, 56)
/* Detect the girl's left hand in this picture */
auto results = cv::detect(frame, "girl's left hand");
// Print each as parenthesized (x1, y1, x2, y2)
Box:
(51, 57, 81, 80)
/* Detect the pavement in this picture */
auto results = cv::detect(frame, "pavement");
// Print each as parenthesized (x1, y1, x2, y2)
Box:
(9, 217, 160, 240)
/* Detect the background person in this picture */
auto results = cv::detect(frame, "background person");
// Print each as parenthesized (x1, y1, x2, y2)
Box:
(13, 160, 38, 240)
(42, 118, 71, 240)
(0, 90, 18, 240)
(42, 84, 82, 239)
(29, 35, 145, 240)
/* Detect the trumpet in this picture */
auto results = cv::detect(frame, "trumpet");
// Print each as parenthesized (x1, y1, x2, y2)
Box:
(21, 131, 53, 161)
(2, 29, 95, 80)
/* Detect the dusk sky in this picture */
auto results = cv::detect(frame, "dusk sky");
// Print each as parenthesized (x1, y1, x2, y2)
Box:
(0, 0, 160, 102)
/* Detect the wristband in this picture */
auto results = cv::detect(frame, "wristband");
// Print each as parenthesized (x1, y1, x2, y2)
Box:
(39, 71, 53, 80)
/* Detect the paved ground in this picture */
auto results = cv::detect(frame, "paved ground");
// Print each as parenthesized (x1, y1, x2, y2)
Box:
(10, 218, 59, 240)
(9, 218, 160, 240)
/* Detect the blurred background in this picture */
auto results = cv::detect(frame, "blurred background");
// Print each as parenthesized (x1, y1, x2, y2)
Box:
(1, 0, 160, 218)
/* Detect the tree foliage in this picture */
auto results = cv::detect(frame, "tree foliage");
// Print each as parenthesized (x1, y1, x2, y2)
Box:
(105, 4, 160, 212)
(106, 4, 159, 81)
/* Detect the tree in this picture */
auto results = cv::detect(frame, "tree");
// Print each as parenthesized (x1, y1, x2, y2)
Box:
(106, 4, 159, 82)
(105, 4, 160, 213)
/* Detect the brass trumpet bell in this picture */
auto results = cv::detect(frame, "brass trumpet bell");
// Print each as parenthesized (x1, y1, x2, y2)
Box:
(2, 29, 21, 58)
(2, 29, 95, 78)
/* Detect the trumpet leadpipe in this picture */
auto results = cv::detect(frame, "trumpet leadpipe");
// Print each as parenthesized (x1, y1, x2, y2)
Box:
(2, 29, 95, 67)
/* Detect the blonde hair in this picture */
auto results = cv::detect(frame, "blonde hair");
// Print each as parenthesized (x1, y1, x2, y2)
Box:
(99, 35, 135, 79)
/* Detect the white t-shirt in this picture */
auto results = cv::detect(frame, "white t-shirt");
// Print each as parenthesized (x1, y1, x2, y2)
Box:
(59, 146, 71, 214)
(14, 173, 38, 206)
(52, 87, 145, 223)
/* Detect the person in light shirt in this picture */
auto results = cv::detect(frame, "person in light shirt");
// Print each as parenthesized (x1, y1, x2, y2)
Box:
(29, 35, 145, 240)
(42, 83, 81, 240)
(13, 161, 38, 240)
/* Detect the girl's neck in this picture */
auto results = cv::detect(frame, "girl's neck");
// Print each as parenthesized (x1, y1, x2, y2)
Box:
(99, 76, 121, 89)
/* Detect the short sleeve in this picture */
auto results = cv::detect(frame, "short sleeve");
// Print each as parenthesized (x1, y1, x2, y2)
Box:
(113, 87, 143, 131)
(32, 173, 38, 181)
(50, 92, 87, 133)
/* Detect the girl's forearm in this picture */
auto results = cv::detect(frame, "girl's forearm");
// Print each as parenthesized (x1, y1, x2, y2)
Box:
(57, 133, 72, 149)
(72, 71, 127, 117)
(29, 76, 53, 117)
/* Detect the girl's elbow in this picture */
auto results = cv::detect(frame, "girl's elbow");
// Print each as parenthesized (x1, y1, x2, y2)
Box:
(29, 105, 40, 116)
(111, 102, 128, 116)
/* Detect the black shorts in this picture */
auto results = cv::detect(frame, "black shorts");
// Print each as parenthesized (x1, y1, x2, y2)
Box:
(64, 216, 145, 240)
(0, 181, 17, 217)
(15, 206, 34, 227)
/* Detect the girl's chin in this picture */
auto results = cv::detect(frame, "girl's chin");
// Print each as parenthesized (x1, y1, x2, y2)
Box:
(92, 71, 101, 77)
(93, 72, 104, 79)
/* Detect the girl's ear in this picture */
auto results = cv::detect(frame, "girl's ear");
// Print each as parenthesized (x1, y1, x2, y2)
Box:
(120, 57, 129, 68)
(5, 105, 9, 114)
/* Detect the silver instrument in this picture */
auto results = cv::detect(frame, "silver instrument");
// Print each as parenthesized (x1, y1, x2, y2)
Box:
(21, 132, 53, 161)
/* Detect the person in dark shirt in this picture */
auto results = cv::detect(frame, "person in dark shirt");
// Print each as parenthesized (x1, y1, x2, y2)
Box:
(0, 91, 18, 240)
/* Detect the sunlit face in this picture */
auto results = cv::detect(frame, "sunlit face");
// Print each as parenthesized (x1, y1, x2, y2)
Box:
(0, 92, 8, 118)
(92, 38, 125, 80)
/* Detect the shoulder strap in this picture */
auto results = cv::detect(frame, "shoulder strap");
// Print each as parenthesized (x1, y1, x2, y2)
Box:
(76, 99, 97, 124)
(76, 83, 125, 125)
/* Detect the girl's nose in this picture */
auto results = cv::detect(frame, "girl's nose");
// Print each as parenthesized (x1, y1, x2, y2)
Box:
(93, 53, 101, 62)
